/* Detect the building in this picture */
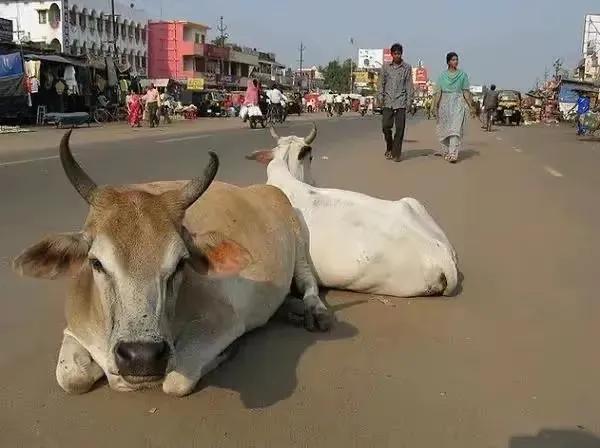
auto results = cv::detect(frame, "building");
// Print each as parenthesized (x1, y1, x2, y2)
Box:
(148, 20, 290, 89)
(0, 0, 148, 74)
(295, 66, 324, 90)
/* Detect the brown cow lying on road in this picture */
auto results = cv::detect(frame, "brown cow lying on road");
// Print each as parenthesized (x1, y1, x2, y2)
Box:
(13, 131, 331, 397)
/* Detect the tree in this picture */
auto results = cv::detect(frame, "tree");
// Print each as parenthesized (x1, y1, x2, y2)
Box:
(322, 58, 353, 92)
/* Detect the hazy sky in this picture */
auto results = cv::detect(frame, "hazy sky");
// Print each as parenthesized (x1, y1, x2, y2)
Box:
(139, 0, 597, 90)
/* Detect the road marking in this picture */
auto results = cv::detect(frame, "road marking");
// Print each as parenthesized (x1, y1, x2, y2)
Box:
(158, 134, 213, 143)
(544, 166, 563, 177)
(496, 136, 503, 141)
(0, 154, 60, 167)
(513, 146, 522, 153)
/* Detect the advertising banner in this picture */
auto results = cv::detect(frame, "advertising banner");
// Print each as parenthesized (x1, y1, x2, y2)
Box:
(415, 67, 428, 84)
(358, 49, 383, 69)
(187, 78, 204, 91)
(0, 18, 13, 43)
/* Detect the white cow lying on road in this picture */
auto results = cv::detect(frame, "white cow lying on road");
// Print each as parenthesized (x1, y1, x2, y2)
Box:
(13, 131, 331, 397)
(246, 125, 459, 297)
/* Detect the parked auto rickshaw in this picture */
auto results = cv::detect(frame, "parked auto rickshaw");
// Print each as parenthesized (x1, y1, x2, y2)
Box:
(496, 90, 522, 125)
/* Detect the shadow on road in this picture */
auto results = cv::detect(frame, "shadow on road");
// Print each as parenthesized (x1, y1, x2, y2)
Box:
(509, 428, 600, 448)
(202, 314, 359, 409)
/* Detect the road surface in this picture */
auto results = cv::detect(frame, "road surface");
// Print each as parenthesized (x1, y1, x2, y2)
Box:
(1, 115, 599, 447)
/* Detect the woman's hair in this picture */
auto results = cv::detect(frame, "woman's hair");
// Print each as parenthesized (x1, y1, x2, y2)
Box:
(446, 52, 458, 64)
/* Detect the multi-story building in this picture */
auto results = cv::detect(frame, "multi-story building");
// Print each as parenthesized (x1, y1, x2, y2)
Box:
(148, 20, 290, 89)
(0, 0, 148, 74)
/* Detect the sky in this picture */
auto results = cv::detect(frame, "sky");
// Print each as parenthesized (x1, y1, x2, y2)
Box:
(136, 0, 599, 90)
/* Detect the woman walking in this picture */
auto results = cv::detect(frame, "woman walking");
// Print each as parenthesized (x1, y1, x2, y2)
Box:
(433, 52, 475, 163)
(126, 89, 142, 128)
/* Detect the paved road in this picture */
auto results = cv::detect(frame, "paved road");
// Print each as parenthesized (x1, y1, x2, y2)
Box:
(1, 115, 599, 447)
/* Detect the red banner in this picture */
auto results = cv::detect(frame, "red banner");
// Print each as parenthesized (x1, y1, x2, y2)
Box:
(415, 67, 428, 84)
(204, 44, 230, 60)
(383, 48, 392, 63)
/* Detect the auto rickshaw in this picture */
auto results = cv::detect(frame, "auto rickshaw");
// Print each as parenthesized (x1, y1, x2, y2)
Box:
(496, 90, 522, 126)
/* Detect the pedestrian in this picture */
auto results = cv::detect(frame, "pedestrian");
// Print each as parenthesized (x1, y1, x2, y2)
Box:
(482, 84, 499, 131)
(432, 52, 476, 163)
(378, 43, 413, 162)
(570, 91, 591, 135)
(125, 88, 142, 128)
(143, 83, 160, 128)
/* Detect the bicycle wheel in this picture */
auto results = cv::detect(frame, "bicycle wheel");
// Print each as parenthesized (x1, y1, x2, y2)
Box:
(93, 109, 109, 124)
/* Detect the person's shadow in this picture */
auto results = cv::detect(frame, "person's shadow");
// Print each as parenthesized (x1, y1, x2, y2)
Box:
(509, 428, 600, 448)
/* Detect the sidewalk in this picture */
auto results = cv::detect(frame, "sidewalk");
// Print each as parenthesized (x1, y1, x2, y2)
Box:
(0, 112, 333, 156)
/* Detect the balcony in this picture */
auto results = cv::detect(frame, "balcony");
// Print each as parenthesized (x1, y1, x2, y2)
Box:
(180, 41, 205, 57)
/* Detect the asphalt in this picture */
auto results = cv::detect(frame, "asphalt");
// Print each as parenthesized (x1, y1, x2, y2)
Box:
(1, 114, 600, 447)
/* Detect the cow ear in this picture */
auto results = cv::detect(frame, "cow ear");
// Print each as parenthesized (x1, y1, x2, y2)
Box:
(245, 149, 274, 165)
(13, 233, 89, 280)
(183, 229, 252, 276)
(298, 145, 312, 161)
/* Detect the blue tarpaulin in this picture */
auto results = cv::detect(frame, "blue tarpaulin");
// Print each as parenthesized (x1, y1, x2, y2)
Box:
(0, 52, 23, 78)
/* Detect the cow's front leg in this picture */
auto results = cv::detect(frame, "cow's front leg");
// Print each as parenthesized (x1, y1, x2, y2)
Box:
(293, 237, 333, 331)
(56, 333, 104, 394)
(163, 321, 244, 397)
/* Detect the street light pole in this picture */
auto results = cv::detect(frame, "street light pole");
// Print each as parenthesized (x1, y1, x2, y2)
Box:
(111, 0, 117, 54)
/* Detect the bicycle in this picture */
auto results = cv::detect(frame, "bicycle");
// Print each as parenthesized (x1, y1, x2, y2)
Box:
(266, 104, 284, 126)
(93, 104, 127, 124)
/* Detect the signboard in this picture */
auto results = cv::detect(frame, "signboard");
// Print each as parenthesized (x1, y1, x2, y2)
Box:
(415, 67, 428, 84)
(205, 44, 230, 60)
(0, 18, 13, 43)
(357, 49, 383, 69)
(62, 0, 70, 50)
(187, 78, 204, 91)
(203, 73, 217, 84)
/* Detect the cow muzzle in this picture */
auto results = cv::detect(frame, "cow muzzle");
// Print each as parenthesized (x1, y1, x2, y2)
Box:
(114, 340, 170, 383)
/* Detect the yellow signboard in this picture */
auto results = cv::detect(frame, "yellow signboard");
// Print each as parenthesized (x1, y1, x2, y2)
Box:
(187, 78, 204, 91)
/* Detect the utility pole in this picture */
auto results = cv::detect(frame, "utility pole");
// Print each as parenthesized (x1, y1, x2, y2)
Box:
(298, 42, 306, 91)
(111, 0, 117, 55)
(216, 16, 228, 89)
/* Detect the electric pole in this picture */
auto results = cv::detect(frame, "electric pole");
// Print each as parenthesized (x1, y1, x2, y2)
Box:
(111, 0, 117, 54)
(298, 42, 306, 91)
(216, 16, 228, 89)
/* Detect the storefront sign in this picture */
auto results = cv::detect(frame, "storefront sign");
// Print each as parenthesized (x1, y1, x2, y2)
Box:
(415, 67, 428, 84)
(383, 48, 392, 64)
(187, 78, 204, 91)
(202, 73, 217, 84)
(205, 44, 230, 60)
(62, 0, 70, 49)
(357, 49, 383, 69)
(0, 18, 13, 42)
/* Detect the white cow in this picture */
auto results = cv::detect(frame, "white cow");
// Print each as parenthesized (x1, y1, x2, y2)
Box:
(13, 131, 331, 397)
(246, 125, 459, 297)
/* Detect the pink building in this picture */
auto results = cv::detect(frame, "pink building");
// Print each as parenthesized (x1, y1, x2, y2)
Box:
(148, 20, 213, 80)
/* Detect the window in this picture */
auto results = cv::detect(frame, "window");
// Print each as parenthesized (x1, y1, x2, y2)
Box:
(97, 18, 103, 33)
(194, 33, 200, 44)
(201, 34, 205, 44)
(38, 10, 48, 24)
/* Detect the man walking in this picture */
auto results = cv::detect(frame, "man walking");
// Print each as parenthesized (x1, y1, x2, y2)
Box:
(143, 83, 160, 128)
(378, 43, 413, 162)
(482, 84, 499, 131)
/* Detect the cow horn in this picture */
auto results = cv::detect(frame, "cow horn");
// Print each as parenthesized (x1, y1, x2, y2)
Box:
(59, 130, 97, 204)
(304, 123, 317, 145)
(180, 151, 219, 209)
(269, 127, 280, 140)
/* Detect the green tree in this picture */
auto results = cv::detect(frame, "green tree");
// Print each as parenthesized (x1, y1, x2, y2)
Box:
(322, 58, 353, 92)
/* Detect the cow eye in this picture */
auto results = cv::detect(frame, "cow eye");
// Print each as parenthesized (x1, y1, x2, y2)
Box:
(89, 258, 105, 273)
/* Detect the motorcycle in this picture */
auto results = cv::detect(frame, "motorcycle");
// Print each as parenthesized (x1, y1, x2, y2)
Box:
(359, 105, 368, 116)
(335, 102, 344, 117)
(240, 104, 265, 129)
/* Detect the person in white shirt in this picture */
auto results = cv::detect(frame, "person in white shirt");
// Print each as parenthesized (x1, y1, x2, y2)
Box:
(324, 92, 335, 116)
(334, 93, 344, 115)
(267, 84, 286, 121)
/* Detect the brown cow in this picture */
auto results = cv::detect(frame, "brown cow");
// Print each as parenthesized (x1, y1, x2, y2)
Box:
(13, 131, 331, 397)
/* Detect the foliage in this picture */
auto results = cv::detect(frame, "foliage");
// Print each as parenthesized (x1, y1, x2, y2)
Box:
(322, 58, 353, 92)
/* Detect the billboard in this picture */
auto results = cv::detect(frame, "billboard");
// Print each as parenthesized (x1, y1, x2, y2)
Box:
(358, 49, 383, 69)
(415, 67, 428, 84)
(0, 18, 13, 43)
(583, 14, 600, 55)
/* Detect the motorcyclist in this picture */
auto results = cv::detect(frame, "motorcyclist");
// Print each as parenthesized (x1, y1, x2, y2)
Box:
(267, 84, 286, 122)
(334, 92, 344, 116)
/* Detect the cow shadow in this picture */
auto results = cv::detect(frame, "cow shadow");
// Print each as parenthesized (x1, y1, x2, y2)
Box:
(509, 428, 600, 448)
(201, 310, 359, 409)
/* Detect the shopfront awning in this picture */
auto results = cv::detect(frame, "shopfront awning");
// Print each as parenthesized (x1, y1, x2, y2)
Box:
(23, 54, 88, 67)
